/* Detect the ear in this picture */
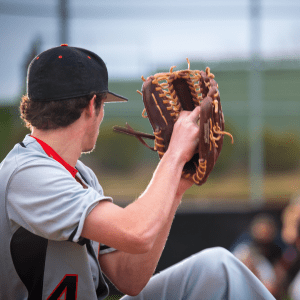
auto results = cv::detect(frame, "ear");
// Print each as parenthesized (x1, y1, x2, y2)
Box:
(85, 95, 97, 118)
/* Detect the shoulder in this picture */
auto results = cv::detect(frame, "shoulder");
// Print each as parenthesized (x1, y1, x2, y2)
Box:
(76, 160, 104, 195)
(5, 139, 78, 196)
(4, 135, 55, 170)
(0, 136, 61, 190)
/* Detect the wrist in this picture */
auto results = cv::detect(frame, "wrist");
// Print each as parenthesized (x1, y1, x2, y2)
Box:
(163, 148, 186, 170)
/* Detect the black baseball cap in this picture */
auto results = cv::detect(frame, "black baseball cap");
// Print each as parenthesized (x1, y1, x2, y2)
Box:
(27, 44, 128, 103)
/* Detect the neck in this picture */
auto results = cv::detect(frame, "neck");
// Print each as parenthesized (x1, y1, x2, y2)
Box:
(31, 121, 85, 168)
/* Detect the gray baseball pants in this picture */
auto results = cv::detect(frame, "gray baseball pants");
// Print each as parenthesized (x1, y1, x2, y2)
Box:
(121, 247, 275, 300)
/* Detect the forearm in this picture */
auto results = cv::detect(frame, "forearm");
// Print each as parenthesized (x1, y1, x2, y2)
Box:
(103, 192, 183, 295)
(123, 150, 185, 249)
(129, 192, 181, 269)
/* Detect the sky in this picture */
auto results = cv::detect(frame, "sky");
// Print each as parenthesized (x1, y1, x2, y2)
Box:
(0, 0, 300, 103)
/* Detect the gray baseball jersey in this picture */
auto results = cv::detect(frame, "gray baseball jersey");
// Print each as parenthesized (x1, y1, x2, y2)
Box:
(0, 135, 116, 300)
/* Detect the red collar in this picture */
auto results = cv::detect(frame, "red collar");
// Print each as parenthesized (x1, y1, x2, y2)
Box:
(31, 135, 78, 178)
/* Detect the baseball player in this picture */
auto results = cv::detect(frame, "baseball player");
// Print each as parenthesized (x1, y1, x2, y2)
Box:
(0, 44, 275, 300)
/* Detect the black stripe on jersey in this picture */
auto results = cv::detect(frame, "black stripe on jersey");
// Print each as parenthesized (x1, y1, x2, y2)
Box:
(75, 168, 88, 184)
(68, 226, 78, 242)
(100, 245, 110, 251)
(67, 226, 89, 246)
(19, 142, 26, 148)
(10, 227, 48, 300)
(85, 241, 109, 298)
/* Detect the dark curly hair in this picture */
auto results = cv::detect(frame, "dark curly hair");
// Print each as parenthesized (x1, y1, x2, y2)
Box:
(20, 92, 106, 130)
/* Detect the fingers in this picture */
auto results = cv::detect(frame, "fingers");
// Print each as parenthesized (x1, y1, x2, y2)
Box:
(189, 106, 201, 123)
(168, 107, 200, 163)
(177, 106, 200, 124)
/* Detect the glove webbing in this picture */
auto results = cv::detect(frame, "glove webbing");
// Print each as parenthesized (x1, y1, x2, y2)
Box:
(141, 59, 206, 124)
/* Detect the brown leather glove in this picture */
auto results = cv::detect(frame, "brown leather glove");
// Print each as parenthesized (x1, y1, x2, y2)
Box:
(114, 59, 233, 185)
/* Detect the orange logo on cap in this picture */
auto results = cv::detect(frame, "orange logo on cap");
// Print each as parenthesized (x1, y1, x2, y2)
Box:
(61, 44, 68, 47)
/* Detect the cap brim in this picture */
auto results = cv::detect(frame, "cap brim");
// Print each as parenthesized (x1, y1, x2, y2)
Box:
(105, 91, 128, 103)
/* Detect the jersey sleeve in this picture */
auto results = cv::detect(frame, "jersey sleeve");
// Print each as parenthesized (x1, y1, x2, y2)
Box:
(75, 161, 117, 254)
(7, 158, 112, 243)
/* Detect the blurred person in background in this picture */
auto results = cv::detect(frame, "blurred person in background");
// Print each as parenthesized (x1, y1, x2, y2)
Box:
(276, 192, 300, 300)
(0, 44, 276, 300)
(231, 213, 285, 294)
(231, 198, 300, 300)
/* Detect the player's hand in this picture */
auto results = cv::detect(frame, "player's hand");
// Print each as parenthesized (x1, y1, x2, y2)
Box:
(281, 203, 300, 244)
(167, 106, 200, 164)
